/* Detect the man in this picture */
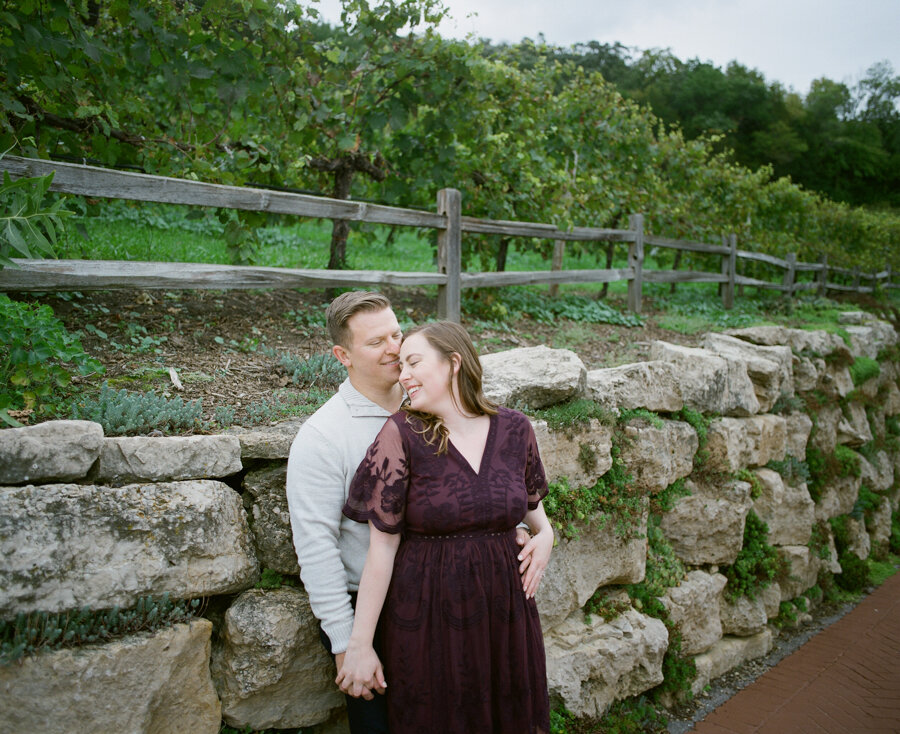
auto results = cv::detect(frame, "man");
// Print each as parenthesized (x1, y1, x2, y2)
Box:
(286, 290, 403, 733)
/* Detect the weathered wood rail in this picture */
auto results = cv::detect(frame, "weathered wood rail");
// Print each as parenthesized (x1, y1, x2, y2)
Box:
(0, 156, 895, 321)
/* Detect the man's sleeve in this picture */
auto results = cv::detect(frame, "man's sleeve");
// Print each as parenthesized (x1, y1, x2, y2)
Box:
(286, 423, 355, 654)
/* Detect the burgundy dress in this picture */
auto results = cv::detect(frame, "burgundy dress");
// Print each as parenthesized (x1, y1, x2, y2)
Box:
(343, 406, 550, 734)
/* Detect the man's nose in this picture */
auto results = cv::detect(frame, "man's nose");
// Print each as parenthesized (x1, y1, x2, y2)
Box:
(388, 335, 402, 352)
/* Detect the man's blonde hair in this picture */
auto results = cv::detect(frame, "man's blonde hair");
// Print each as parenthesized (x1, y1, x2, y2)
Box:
(325, 291, 393, 348)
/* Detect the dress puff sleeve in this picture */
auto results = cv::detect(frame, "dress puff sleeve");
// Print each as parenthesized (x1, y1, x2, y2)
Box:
(523, 416, 549, 509)
(343, 415, 409, 534)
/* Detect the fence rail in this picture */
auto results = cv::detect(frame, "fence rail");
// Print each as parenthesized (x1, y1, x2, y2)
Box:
(0, 155, 895, 321)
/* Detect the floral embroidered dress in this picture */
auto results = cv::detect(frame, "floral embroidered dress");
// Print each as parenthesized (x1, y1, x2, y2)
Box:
(343, 406, 550, 734)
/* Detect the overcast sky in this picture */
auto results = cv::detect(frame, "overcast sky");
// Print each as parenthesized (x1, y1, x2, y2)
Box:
(310, 0, 899, 95)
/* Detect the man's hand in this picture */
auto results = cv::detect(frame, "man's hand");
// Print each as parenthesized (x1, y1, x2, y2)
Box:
(335, 641, 386, 699)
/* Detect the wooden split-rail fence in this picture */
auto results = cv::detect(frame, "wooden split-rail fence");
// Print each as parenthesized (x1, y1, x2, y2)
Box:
(0, 156, 895, 322)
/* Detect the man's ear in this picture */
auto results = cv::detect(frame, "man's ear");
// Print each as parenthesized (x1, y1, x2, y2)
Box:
(333, 343, 351, 368)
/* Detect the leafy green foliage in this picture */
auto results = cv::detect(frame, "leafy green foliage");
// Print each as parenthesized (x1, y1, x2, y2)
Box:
(0, 594, 201, 665)
(849, 356, 881, 386)
(550, 697, 667, 734)
(277, 351, 346, 390)
(0, 294, 102, 424)
(254, 569, 297, 590)
(722, 510, 784, 602)
(0, 164, 70, 268)
(463, 288, 643, 328)
(632, 517, 686, 597)
(70, 383, 205, 435)
(829, 515, 873, 591)
(530, 399, 615, 434)
(806, 445, 861, 502)
(735, 468, 764, 501)
(766, 455, 811, 486)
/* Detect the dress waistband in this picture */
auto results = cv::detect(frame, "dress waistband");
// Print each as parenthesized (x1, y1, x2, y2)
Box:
(404, 528, 516, 542)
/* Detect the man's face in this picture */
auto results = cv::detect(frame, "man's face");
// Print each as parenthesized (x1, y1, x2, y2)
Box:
(334, 308, 403, 389)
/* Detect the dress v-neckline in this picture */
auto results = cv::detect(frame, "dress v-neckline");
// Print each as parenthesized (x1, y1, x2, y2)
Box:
(447, 413, 495, 477)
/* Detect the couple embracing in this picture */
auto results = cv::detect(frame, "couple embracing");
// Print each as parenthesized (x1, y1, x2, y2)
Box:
(286, 291, 554, 734)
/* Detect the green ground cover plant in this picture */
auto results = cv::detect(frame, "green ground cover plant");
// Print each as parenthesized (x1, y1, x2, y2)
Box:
(721, 510, 784, 602)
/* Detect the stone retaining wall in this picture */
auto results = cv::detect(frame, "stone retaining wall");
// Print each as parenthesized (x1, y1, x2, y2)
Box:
(2, 312, 898, 732)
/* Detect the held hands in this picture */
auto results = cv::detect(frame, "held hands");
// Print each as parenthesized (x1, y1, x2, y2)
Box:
(516, 527, 553, 599)
(335, 642, 386, 700)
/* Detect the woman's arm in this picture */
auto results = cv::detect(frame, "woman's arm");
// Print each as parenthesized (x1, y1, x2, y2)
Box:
(519, 501, 554, 599)
(335, 522, 401, 699)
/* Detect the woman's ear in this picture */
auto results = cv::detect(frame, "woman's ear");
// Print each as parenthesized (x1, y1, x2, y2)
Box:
(450, 352, 462, 375)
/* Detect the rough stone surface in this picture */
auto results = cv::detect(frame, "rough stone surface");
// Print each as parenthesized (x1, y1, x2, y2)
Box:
(777, 546, 819, 600)
(701, 332, 794, 413)
(618, 418, 697, 493)
(481, 346, 587, 409)
(0, 620, 220, 734)
(691, 630, 774, 696)
(843, 321, 897, 360)
(859, 451, 895, 492)
(544, 606, 668, 718)
(226, 418, 306, 459)
(719, 592, 768, 637)
(0, 480, 259, 617)
(845, 516, 871, 561)
(659, 481, 752, 566)
(837, 402, 873, 447)
(585, 361, 683, 413)
(210, 588, 342, 730)
(0, 420, 103, 484)
(760, 583, 782, 620)
(649, 341, 759, 416)
(537, 512, 647, 632)
(727, 326, 852, 362)
(94, 434, 242, 483)
(867, 496, 893, 548)
(792, 354, 821, 393)
(751, 469, 815, 546)
(784, 412, 813, 460)
(884, 380, 900, 416)
(809, 405, 841, 455)
(705, 415, 787, 472)
(532, 419, 613, 490)
(662, 571, 728, 655)
(818, 362, 855, 400)
(242, 462, 299, 575)
(814, 474, 862, 522)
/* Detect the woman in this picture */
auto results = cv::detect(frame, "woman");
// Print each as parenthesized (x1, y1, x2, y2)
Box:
(339, 321, 554, 734)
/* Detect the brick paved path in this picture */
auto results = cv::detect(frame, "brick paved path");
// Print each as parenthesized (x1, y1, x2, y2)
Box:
(688, 571, 900, 733)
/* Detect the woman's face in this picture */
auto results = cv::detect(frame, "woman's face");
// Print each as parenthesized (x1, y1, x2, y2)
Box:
(399, 332, 457, 416)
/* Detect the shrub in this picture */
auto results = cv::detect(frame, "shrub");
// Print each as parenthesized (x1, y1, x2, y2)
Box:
(835, 552, 871, 592)
(70, 382, 205, 435)
(848, 356, 881, 386)
(277, 350, 345, 390)
(531, 399, 615, 434)
(722, 510, 784, 602)
(0, 294, 103, 424)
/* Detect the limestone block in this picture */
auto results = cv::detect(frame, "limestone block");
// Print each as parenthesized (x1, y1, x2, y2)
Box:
(817, 525, 842, 575)
(537, 510, 647, 632)
(792, 355, 821, 393)
(0, 420, 103, 484)
(690, 630, 774, 696)
(544, 607, 668, 718)
(760, 583, 782, 619)
(0, 480, 259, 617)
(751, 469, 814, 546)
(618, 418, 697, 493)
(836, 403, 873, 447)
(727, 326, 851, 362)
(818, 362, 854, 400)
(701, 332, 794, 413)
(884, 380, 900, 416)
(809, 405, 841, 455)
(859, 451, 895, 492)
(814, 474, 862, 522)
(648, 341, 759, 416)
(662, 571, 728, 655)
(843, 321, 897, 360)
(532, 419, 613, 489)
(867, 496, 893, 547)
(243, 462, 298, 575)
(0, 620, 220, 734)
(211, 588, 342, 730)
(226, 418, 306, 460)
(585, 361, 683, 413)
(719, 592, 768, 637)
(659, 482, 751, 566)
(845, 517, 871, 561)
(705, 415, 787, 472)
(481, 346, 587, 409)
(94, 434, 242, 483)
(890, 482, 900, 513)
(784, 412, 813, 461)
(777, 546, 819, 600)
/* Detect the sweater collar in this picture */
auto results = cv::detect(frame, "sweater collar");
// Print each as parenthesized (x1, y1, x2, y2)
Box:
(339, 378, 396, 418)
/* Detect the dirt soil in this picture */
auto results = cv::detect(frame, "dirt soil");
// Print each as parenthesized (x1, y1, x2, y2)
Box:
(18, 286, 699, 427)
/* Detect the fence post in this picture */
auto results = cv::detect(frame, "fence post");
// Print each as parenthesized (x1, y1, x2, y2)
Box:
(782, 252, 796, 313)
(627, 214, 644, 314)
(852, 266, 860, 293)
(818, 255, 828, 296)
(721, 234, 736, 310)
(436, 188, 461, 322)
(549, 239, 565, 298)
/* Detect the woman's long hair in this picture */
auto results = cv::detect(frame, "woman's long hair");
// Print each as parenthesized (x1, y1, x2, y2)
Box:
(401, 321, 497, 454)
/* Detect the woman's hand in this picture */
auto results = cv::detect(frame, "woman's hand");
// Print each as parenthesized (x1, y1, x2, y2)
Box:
(519, 502, 554, 599)
(335, 641, 386, 700)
